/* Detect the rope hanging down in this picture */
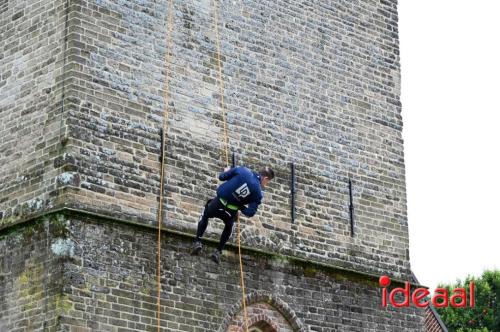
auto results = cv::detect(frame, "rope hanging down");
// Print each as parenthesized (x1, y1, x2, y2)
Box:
(213, 1, 249, 331)
(213, 3, 229, 166)
(156, 0, 248, 331)
(157, 0, 174, 331)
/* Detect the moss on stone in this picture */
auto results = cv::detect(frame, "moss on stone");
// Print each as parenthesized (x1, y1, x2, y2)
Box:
(49, 214, 68, 238)
(303, 265, 318, 278)
(17, 265, 45, 311)
(55, 293, 73, 314)
(0, 216, 17, 232)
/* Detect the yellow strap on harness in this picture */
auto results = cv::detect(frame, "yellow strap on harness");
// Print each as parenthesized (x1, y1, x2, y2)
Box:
(219, 198, 239, 211)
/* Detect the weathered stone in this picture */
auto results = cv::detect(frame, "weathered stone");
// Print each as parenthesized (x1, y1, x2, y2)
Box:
(1, 0, 423, 330)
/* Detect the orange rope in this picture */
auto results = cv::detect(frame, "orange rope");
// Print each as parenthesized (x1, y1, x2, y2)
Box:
(156, 1, 247, 330)
(157, 0, 174, 331)
(213, 0, 230, 167)
(235, 214, 249, 331)
(213, 1, 249, 331)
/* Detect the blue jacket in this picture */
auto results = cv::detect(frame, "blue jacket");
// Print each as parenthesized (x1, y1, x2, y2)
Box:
(216, 166, 263, 217)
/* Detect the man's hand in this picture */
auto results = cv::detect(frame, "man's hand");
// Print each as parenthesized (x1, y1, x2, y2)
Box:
(219, 166, 236, 181)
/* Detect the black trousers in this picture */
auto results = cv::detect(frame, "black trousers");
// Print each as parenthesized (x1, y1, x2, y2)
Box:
(195, 198, 238, 251)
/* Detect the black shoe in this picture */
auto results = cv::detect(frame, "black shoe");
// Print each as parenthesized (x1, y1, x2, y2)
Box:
(191, 241, 202, 255)
(211, 250, 221, 264)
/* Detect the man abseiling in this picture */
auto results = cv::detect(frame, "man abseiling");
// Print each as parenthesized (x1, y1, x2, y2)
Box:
(191, 165, 275, 264)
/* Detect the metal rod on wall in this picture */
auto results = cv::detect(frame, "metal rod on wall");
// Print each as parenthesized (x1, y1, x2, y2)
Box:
(291, 162, 296, 224)
(159, 128, 164, 163)
(349, 178, 354, 236)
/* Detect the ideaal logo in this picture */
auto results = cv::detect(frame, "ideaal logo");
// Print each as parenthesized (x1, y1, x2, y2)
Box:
(379, 275, 475, 308)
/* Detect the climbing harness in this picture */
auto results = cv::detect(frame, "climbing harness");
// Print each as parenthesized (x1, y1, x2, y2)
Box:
(219, 197, 239, 211)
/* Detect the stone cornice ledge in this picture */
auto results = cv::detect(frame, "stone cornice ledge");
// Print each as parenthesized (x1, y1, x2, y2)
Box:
(0, 206, 426, 289)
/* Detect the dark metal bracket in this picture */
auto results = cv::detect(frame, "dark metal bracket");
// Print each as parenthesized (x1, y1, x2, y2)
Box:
(159, 128, 164, 162)
(291, 162, 296, 224)
(349, 178, 354, 237)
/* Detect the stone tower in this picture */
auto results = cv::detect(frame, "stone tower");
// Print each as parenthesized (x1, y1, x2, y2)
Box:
(0, 0, 426, 331)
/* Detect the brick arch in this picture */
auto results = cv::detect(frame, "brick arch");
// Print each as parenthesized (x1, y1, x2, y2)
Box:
(218, 291, 306, 332)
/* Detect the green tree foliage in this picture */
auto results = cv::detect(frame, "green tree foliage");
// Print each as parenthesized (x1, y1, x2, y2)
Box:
(435, 270, 499, 332)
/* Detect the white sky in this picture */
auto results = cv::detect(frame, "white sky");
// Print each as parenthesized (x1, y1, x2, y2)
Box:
(399, 0, 500, 291)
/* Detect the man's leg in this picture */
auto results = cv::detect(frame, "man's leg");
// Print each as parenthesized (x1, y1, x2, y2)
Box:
(217, 217, 235, 252)
(211, 211, 237, 264)
(195, 199, 212, 241)
(192, 199, 216, 255)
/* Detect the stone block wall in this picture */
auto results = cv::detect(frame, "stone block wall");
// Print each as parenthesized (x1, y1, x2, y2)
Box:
(0, 0, 423, 330)
(0, 216, 67, 332)
(1, 0, 409, 278)
(0, 0, 69, 227)
(1, 213, 426, 332)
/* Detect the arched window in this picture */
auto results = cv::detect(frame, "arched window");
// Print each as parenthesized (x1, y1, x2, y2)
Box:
(249, 328, 263, 332)
(222, 295, 302, 332)
(249, 321, 276, 332)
